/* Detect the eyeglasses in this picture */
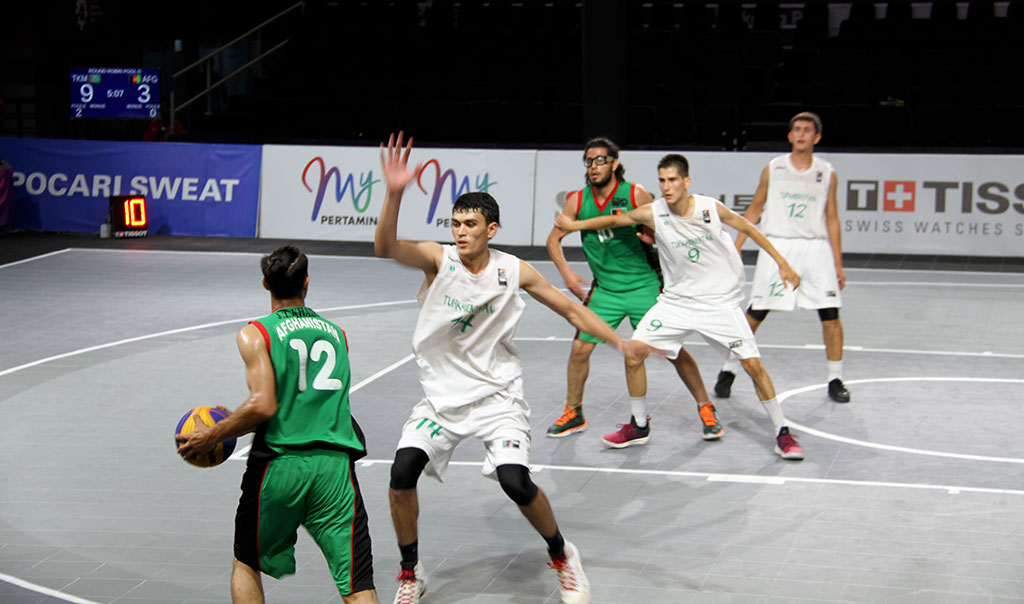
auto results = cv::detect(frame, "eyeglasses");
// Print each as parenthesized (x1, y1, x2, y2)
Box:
(583, 156, 614, 167)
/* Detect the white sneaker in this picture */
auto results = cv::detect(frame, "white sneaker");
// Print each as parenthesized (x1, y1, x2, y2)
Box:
(393, 562, 427, 604)
(549, 541, 590, 603)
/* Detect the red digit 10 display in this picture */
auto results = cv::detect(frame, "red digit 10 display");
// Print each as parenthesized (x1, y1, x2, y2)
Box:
(109, 195, 149, 238)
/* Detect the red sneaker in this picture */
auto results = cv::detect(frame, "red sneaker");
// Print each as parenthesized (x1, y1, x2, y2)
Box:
(601, 416, 650, 448)
(774, 427, 804, 460)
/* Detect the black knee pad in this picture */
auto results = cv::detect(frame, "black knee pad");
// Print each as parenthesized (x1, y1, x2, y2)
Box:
(746, 307, 770, 322)
(818, 307, 840, 321)
(496, 464, 538, 506)
(390, 447, 429, 490)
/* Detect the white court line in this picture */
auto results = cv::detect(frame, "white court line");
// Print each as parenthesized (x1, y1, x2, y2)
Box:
(0, 300, 416, 378)
(0, 248, 72, 269)
(514, 337, 1024, 360)
(353, 458, 1024, 497)
(848, 281, 1024, 288)
(65, 247, 394, 261)
(781, 377, 1024, 463)
(229, 353, 416, 461)
(71, 247, 269, 258)
(0, 572, 101, 604)
(24, 248, 1024, 281)
(560, 262, 1021, 278)
(843, 266, 1023, 276)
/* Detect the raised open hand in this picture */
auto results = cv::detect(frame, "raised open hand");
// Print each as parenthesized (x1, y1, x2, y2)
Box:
(379, 131, 422, 191)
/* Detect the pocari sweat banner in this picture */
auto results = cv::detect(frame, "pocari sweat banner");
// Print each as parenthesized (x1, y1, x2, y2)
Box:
(0, 138, 261, 236)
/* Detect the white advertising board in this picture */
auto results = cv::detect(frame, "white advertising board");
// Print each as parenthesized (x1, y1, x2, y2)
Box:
(531, 150, 585, 248)
(259, 144, 537, 245)
(533, 150, 1024, 257)
(259, 144, 1023, 256)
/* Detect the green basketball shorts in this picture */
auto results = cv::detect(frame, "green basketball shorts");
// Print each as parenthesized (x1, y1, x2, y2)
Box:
(577, 282, 661, 344)
(234, 449, 374, 596)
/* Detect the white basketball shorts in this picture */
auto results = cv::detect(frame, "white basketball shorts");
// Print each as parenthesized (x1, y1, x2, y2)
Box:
(632, 296, 760, 360)
(396, 378, 531, 482)
(749, 237, 842, 311)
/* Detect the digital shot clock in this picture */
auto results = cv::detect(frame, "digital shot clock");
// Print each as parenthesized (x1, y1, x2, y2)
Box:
(109, 195, 149, 238)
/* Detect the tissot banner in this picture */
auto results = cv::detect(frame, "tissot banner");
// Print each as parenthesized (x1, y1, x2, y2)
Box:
(532, 151, 1024, 257)
(822, 153, 1023, 257)
(0, 138, 261, 236)
(259, 144, 537, 244)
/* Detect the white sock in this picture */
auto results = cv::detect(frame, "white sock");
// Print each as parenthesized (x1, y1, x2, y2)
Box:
(760, 397, 785, 434)
(630, 397, 647, 427)
(721, 355, 741, 374)
(827, 360, 843, 382)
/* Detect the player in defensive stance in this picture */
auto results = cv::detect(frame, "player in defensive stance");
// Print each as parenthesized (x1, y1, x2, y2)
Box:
(557, 154, 806, 460)
(716, 111, 851, 403)
(375, 132, 626, 604)
(176, 245, 378, 603)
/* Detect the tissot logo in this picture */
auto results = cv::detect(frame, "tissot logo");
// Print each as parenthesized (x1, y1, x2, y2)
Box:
(847, 180, 1024, 215)
(848, 180, 918, 211)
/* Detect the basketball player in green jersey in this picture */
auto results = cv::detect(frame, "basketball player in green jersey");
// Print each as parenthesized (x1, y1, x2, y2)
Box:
(546, 137, 719, 447)
(176, 245, 378, 604)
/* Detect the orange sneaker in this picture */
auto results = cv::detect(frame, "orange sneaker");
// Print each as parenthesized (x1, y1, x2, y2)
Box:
(546, 405, 587, 438)
(698, 402, 724, 440)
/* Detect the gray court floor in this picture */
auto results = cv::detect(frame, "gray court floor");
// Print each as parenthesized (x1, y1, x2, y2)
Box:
(1, 246, 1023, 604)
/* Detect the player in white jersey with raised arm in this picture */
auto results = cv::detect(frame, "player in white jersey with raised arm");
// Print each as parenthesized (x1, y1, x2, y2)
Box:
(715, 111, 851, 403)
(375, 133, 629, 604)
(557, 154, 806, 460)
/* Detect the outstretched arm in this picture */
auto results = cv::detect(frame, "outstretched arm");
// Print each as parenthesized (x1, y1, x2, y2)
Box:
(732, 165, 769, 251)
(717, 201, 800, 290)
(633, 185, 657, 244)
(825, 172, 846, 289)
(555, 204, 655, 233)
(519, 260, 625, 353)
(374, 132, 443, 275)
(546, 191, 590, 300)
(175, 324, 278, 460)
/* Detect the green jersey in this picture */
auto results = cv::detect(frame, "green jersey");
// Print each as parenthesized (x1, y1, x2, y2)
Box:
(577, 179, 661, 292)
(249, 306, 365, 459)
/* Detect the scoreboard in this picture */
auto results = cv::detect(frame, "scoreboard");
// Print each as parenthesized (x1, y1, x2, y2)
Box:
(70, 67, 161, 119)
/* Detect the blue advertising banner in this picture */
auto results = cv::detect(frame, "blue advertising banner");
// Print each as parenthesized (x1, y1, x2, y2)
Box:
(0, 138, 261, 236)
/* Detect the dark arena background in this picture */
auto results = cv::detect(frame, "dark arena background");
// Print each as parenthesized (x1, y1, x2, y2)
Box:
(1, 2, 1023, 604)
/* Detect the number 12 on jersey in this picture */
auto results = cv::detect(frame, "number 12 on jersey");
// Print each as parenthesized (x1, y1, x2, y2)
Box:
(289, 339, 343, 391)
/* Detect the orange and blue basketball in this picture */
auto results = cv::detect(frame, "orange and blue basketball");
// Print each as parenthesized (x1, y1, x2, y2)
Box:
(175, 406, 236, 467)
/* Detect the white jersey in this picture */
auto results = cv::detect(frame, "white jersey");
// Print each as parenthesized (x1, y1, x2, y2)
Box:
(761, 154, 834, 239)
(412, 245, 526, 410)
(651, 195, 744, 308)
